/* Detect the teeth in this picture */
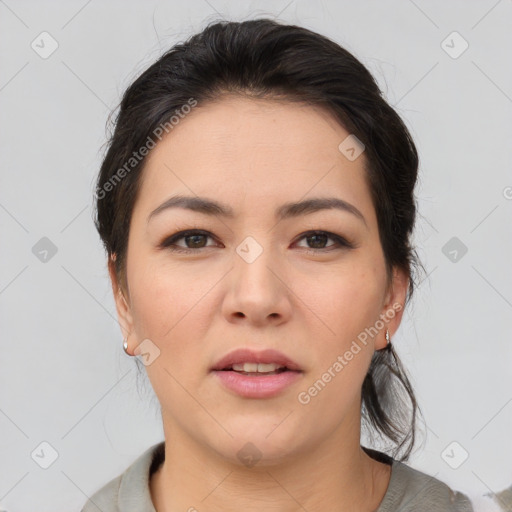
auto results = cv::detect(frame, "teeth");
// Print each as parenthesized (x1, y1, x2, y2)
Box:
(231, 362, 285, 373)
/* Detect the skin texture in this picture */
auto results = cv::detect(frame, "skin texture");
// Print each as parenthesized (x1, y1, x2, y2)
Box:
(109, 95, 409, 511)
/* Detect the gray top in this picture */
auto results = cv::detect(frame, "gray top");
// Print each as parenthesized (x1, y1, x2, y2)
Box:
(81, 442, 475, 512)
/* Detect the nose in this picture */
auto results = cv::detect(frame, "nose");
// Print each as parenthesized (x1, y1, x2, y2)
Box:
(221, 239, 292, 328)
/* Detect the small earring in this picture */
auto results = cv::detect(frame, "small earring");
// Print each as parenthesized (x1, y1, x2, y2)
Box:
(385, 328, 390, 346)
(123, 338, 131, 356)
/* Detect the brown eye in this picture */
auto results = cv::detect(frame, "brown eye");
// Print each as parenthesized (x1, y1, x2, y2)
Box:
(305, 233, 330, 249)
(295, 230, 353, 252)
(160, 230, 217, 253)
(159, 229, 353, 254)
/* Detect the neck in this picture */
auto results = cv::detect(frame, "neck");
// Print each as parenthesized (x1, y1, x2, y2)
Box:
(150, 411, 392, 512)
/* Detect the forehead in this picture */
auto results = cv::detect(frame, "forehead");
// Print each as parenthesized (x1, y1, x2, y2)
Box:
(134, 95, 374, 225)
(148, 95, 351, 165)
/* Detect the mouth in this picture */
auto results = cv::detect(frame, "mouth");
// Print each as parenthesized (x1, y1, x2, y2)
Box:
(210, 348, 303, 373)
(210, 348, 303, 398)
(218, 362, 293, 376)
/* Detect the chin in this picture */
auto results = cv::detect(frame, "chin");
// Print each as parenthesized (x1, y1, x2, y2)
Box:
(203, 415, 312, 467)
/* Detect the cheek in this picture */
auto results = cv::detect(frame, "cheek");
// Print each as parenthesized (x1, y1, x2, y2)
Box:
(127, 262, 207, 396)
(126, 252, 207, 340)
(294, 268, 382, 418)
(304, 264, 385, 341)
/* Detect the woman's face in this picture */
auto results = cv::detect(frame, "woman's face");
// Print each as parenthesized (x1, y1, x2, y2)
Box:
(111, 95, 408, 464)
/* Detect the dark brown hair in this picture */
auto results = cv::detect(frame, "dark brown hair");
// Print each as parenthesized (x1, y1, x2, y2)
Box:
(94, 18, 425, 461)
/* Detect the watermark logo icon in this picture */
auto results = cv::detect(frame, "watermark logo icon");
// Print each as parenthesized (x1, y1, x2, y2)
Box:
(441, 31, 469, 59)
(134, 338, 161, 366)
(237, 442, 262, 468)
(338, 134, 365, 161)
(31, 441, 59, 469)
(442, 236, 468, 263)
(441, 441, 469, 469)
(32, 237, 58, 263)
(236, 236, 263, 264)
(31, 32, 59, 59)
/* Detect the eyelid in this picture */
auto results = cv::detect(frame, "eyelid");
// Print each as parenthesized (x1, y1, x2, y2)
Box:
(159, 228, 355, 253)
(159, 229, 218, 251)
(293, 230, 353, 250)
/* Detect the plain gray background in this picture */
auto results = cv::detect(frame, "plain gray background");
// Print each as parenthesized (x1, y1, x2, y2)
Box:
(1, 1, 511, 510)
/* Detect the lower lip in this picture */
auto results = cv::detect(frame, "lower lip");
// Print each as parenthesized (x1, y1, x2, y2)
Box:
(212, 370, 303, 398)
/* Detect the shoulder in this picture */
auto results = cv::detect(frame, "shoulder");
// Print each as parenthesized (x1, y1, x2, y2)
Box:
(81, 441, 165, 512)
(378, 458, 474, 512)
(81, 473, 122, 512)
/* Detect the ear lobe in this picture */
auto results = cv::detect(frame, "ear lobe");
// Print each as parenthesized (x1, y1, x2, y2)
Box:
(108, 255, 134, 340)
(376, 266, 409, 349)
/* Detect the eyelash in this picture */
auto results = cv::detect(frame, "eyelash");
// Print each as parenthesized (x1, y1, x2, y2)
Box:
(159, 229, 354, 254)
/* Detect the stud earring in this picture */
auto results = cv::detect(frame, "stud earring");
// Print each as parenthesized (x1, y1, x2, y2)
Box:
(385, 328, 390, 346)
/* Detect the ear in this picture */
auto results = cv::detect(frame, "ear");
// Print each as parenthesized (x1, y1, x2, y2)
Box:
(108, 254, 134, 342)
(374, 266, 409, 350)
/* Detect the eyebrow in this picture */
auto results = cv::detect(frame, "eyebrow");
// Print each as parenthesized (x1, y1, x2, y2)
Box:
(147, 194, 367, 227)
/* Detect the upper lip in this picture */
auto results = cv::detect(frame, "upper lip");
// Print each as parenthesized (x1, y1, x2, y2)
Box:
(211, 348, 302, 372)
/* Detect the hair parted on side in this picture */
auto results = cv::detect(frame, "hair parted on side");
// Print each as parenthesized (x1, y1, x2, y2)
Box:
(94, 17, 426, 462)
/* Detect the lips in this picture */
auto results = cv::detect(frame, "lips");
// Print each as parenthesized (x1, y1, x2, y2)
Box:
(210, 348, 302, 373)
(211, 348, 303, 398)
